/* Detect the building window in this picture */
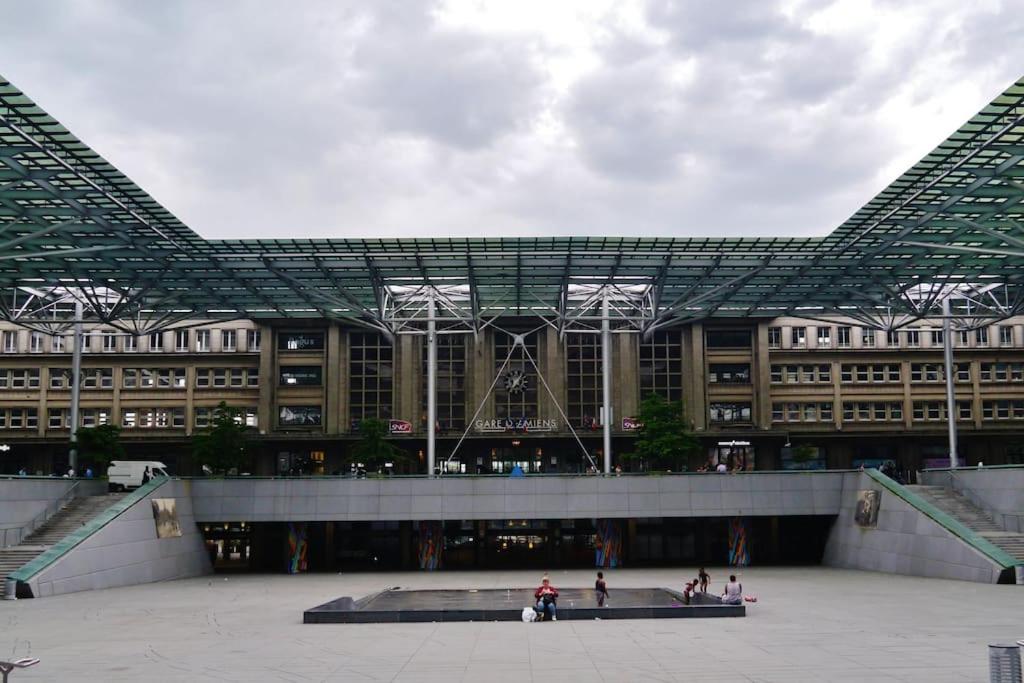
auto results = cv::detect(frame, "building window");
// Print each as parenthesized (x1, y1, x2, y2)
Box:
(423, 335, 467, 433)
(639, 331, 683, 402)
(839, 363, 900, 383)
(861, 328, 875, 348)
(0, 369, 40, 389)
(976, 327, 989, 345)
(841, 401, 902, 422)
(2, 331, 16, 353)
(816, 327, 831, 348)
(349, 332, 394, 426)
(51, 334, 66, 353)
(980, 362, 1024, 382)
(906, 330, 920, 348)
(82, 368, 114, 390)
(931, 329, 943, 347)
(886, 330, 899, 347)
(149, 332, 164, 351)
(30, 332, 44, 353)
(566, 333, 602, 429)
(772, 402, 832, 423)
(708, 363, 750, 384)
(212, 369, 228, 388)
(247, 329, 261, 352)
(791, 327, 806, 348)
(999, 325, 1014, 347)
(837, 326, 851, 348)
(768, 327, 781, 349)
(493, 329, 539, 422)
(47, 408, 68, 429)
(709, 402, 751, 423)
(102, 331, 117, 352)
(982, 400, 1024, 421)
(124, 335, 138, 352)
(0, 407, 39, 430)
(196, 329, 211, 352)
(279, 366, 322, 386)
(280, 405, 322, 427)
(279, 332, 324, 351)
(958, 329, 969, 347)
(222, 329, 237, 352)
(706, 329, 751, 349)
(175, 330, 189, 352)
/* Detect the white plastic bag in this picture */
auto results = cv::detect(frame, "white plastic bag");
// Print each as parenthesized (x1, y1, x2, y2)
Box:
(521, 607, 537, 622)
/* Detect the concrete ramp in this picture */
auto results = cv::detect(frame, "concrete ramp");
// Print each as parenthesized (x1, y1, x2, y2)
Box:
(5, 479, 211, 598)
(824, 470, 1020, 584)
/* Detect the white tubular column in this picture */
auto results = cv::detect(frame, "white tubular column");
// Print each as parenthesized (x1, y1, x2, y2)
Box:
(601, 292, 612, 474)
(942, 297, 958, 469)
(69, 298, 84, 471)
(427, 291, 437, 477)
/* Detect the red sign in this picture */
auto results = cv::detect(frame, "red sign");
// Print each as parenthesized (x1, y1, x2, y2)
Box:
(389, 419, 412, 435)
(622, 417, 643, 431)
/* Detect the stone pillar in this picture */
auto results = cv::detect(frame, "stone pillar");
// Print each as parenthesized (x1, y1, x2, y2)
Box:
(257, 324, 274, 436)
(687, 323, 707, 431)
(325, 324, 342, 435)
(753, 321, 772, 430)
(617, 333, 639, 427)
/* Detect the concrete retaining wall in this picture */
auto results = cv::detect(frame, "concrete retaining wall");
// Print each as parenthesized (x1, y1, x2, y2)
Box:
(919, 467, 1024, 533)
(823, 472, 1006, 583)
(190, 472, 847, 522)
(0, 477, 105, 529)
(24, 480, 211, 598)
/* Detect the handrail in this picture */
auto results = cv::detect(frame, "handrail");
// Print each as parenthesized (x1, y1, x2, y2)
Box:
(6, 477, 169, 586)
(178, 469, 860, 481)
(0, 482, 80, 549)
(864, 468, 1020, 570)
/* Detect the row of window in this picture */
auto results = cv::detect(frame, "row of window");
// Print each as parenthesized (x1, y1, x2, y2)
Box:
(24, 406, 260, 430)
(771, 402, 835, 422)
(0, 329, 261, 354)
(767, 325, 1017, 350)
(0, 367, 260, 390)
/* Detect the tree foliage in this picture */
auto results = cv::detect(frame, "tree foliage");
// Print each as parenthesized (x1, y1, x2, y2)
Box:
(346, 418, 410, 470)
(76, 424, 125, 470)
(624, 394, 700, 470)
(192, 401, 251, 474)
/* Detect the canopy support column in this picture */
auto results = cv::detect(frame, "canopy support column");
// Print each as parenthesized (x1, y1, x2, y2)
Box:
(942, 297, 958, 470)
(426, 291, 437, 477)
(69, 299, 83, 473)
(601, 292, 612, 474)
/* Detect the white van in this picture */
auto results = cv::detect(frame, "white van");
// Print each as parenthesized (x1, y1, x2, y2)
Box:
(107, 461, 169, 491)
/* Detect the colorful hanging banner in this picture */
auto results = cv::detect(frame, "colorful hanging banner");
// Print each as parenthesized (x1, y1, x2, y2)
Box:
(287, 522, 308, 574)
(595, 519, 623, 568)
(418, 521, 443, 570)
(728, 517, 750, 567)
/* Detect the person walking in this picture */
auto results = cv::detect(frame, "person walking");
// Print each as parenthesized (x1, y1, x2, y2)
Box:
(595, 571, 609, 607)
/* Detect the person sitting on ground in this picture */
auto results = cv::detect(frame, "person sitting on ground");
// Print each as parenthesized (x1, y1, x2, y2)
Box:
(721, 575, 743, 605)
(534, 577, 559, 621)
(698, 567, 710, 593)
(595, 571, 609, 607)
(715, 461, 728, 473)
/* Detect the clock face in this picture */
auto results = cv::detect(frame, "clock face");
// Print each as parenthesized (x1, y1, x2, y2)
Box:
(503, 369, 528, 394)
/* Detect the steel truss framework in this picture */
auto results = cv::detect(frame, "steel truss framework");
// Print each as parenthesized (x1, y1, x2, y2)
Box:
(1, 76, 1024, 336)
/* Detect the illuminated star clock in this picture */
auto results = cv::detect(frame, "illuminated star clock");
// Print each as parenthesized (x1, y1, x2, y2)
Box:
(503, 369, 529, 394)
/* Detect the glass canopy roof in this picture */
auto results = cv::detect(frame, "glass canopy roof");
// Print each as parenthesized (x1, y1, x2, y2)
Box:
(2, 74, 1023, 334)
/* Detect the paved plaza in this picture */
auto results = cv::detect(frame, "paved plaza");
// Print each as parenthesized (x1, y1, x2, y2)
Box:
(1, 568, 1021, 682)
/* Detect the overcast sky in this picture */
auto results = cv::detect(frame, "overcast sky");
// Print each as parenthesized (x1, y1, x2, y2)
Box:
(2, 0, 1022, 240)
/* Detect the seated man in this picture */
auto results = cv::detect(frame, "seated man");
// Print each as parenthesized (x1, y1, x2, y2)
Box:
(534, 577, 559, 621)
(721, 575, 743, 605)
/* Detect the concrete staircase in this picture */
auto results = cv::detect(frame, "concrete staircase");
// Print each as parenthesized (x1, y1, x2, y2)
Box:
(907, 485, 1024, 563)
(0, 492, 126, 577)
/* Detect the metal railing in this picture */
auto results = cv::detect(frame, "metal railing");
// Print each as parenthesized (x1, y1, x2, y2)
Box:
(0, 482, 79, 549)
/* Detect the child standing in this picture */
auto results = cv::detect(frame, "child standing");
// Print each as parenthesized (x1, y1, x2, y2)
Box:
(698, 567, 710, 593)
(595, 571, 609, 607)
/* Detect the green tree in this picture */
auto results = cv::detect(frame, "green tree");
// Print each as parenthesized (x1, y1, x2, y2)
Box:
(624, 394, 700, 471)
(346, 418, 411, 471)
(192, 401, 251, 474)
(76, 424, 125, 471)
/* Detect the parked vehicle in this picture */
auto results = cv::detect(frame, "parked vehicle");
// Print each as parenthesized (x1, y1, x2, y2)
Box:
(107, 461, 169, 491)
